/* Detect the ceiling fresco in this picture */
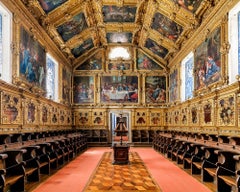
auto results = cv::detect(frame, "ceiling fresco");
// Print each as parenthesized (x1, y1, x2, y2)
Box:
(22, 0, 213, 67)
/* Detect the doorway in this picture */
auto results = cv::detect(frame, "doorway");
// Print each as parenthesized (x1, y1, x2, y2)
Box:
(109, 110, 131, 145)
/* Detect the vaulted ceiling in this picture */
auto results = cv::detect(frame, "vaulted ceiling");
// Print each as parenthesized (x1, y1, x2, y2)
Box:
(21, 0, 214, 68)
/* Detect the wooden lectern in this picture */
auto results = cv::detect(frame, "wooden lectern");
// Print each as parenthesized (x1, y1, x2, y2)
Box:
(112, 114, 129, 165)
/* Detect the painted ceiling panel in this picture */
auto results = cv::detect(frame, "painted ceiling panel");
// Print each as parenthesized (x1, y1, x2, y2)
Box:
(21, 0, 214, 66)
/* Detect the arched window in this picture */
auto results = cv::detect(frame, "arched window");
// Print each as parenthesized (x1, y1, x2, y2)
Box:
(0, 2, 12, 83)
(46, 54, 58, 101)
(181, 52, 194, 101)
(228, 1, 240, 84)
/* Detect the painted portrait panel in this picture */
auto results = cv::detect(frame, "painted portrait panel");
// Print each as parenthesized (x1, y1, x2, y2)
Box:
(101, 76, 138, 103)
(62, 67, 71, 103)
(1, 93, 21, 124)
(76, 51, 102, 70)
(102, 6, 137, 23)
(71, 38, 94, 58)
(219, 96, 235, 125)
(57, 12, 88, 42)
(172, 0, 203, 13)
(151, 12, 183, 42)
(20, 27, 46, 90)
(73, 76, 94, 104)
(145, 76, 166, 103)
(108, 62, 130, 71)
(106, 32, 132, 43)
(194, 27, 221, 90)
(169, 69, 178, 102)
(38, 0, 68, 13)
(145, 38, 168, 59)
(137, 50, 163, 70)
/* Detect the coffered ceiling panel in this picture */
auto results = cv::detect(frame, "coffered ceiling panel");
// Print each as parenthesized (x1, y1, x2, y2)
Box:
(21, 0, 213, 67)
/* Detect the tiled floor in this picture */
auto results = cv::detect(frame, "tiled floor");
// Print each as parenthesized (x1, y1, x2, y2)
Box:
(84, 151, 161, 192)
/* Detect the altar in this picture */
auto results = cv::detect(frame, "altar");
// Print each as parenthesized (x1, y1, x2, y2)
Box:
(112, 143, 129, 164)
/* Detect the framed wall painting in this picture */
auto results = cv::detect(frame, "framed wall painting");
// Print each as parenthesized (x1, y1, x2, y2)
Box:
(194, 27, 221, 90)
(100, 75, 138, 104)
(71, 38, 94, 58)
(145, 76, 166, 104)
(75, 50, 103, 71)
(137, 50, 163, 71)
(19, 26, 46, 90)
(108, 61, 131, 71)
(1, 92, 22, 125)
(24, 100, 39, 125)
(218, 95, 235, 126)
(73, 76, 95, 104)
(62, 67, 71, 104)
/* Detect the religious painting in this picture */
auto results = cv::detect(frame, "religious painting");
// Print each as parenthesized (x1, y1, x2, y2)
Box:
(71, 38, 94, 58)
(101, 76, 138, 103)
(73, 76, 94, 104)
(108, 62, 130, 71)
(194, 27, 221, 90)
(102, 6, 137, 23)
(181, 108, 188, 125)
(25, 102, 37, 124)
(145, 76, 166, 103)
(57, 12, 88, 42)
(1, 92, 21, 124)
(151, 12, 183, 42)
(51, 106, 58, 124)
(191, 107, 198, 124)
(41, 105, 49, 124)
(106, 32, 132, 43)
(20, 27, 46, 90)
(219, 96, 235, 125)
(38, 0, 68, 13)
(145, 38, 168, 59)
(62, 67, 71, 103)
(203, 103, 212, 124)
(75, 51, 102, 70)
(137, 50, 163, 70)
(169, 69, 178, 103)
(172, 0, 203, 13)
(184, 54, 194, 100)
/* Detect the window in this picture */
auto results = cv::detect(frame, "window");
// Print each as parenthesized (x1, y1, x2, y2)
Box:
(108, 46, 130, 60)
(0, 2, 12, 83)
(46, 54, 58, 101)
(228, 1, 240, 84)
(181, 52, 194, 101)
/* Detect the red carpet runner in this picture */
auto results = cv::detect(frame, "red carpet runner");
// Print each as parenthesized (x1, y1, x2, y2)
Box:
(33, 147, 212, 192)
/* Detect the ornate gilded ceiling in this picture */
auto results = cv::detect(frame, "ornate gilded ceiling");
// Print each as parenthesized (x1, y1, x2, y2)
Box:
(21, 0, 214, 67)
